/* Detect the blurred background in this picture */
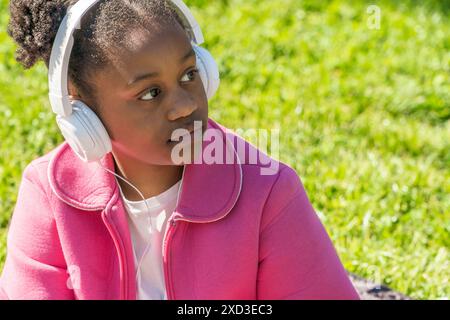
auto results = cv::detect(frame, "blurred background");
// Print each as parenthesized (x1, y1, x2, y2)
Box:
(0, 0, 448, 299)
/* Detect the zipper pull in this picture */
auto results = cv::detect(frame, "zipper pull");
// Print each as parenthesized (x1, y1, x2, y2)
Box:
(162, 218, 176, 258)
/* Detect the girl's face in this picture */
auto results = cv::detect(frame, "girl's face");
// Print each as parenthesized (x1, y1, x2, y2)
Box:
(88, 22, 208, 166)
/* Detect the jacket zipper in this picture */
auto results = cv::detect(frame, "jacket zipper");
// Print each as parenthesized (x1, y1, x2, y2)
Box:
(162, 217, 177, 300)
(161, 160, 243, 300)
(102, 210, 129, 300)
(162, 211, 237, 300)
(162, 165, 187, 300)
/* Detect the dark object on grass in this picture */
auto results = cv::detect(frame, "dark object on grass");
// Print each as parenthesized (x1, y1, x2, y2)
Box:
(349, 273, 411, 300)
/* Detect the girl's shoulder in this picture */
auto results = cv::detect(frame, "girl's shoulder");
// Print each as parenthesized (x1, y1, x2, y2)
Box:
(21, 142, 67, 188)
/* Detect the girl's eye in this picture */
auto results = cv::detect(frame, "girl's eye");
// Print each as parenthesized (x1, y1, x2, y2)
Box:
(139, 87, 161, 101)
(181, 68, 199, 82)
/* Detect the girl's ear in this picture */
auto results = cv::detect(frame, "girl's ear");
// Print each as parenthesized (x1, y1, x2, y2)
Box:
(68, 80, 81, 100)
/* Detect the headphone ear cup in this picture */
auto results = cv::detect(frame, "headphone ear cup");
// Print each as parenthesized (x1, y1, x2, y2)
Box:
(56, 100, 112, 163)
(193, 45, 220, 100)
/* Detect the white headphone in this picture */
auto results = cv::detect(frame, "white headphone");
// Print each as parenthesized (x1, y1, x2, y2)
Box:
(48, 0, 220, 163)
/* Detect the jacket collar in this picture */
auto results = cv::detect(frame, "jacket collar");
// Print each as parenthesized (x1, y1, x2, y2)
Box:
(47, 118, 242, 223)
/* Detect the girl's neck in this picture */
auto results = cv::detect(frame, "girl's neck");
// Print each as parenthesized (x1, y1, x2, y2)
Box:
(112, 154, 183, 201)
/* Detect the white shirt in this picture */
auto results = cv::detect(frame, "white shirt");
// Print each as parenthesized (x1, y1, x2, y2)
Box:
(116, 177, 182, 300)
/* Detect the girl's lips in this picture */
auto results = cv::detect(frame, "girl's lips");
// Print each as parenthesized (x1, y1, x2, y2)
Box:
(167, 127, 204, 144)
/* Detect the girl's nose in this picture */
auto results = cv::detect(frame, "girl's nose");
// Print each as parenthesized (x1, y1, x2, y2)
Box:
(166, 88, 198, 121)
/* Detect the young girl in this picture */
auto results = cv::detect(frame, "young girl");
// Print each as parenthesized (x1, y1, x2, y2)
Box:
(0, 0, 359, 300)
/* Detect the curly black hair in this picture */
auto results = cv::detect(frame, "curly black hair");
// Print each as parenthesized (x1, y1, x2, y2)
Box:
(7, 0, 187, 110)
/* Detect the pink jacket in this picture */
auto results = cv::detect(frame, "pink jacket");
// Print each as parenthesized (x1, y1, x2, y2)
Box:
(0, 118, 359, 300)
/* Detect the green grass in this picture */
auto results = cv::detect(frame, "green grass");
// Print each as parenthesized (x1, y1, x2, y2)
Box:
(0, 0, 449, 299)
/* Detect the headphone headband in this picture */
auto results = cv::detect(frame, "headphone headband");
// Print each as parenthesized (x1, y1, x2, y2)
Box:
(48, 0, 204, 117)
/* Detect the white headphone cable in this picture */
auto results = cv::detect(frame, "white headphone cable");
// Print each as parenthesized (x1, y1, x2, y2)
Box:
(96, 160, 154, 286)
